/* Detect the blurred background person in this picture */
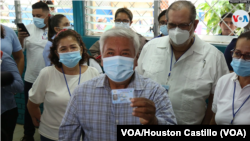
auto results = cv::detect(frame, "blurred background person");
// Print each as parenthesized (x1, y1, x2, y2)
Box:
(224, 12, 250, 72)
(18, 2, 50, 141)
(211, 31, 250, 125)
(41, 0, 55, 13)
(44, 14, 103, 73)
(156, 9, 168, 38)
(27, 29, 100, 141)
(219, 13, 237, 36)
(1, 24, 24, 75)
(89, 7, 148, 63)
(44, 14, 72, 66)
(1, 50, 24, 141)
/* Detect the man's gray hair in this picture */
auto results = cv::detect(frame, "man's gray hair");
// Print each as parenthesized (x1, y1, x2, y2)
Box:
(166, 1, 196, 22)
(99, 27, 140, 57)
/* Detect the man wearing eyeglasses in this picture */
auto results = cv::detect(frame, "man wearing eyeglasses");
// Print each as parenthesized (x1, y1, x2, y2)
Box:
(136, 1, 229, 125)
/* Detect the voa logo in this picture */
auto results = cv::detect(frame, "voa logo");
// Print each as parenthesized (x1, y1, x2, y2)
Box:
(232, 10, 249, 28)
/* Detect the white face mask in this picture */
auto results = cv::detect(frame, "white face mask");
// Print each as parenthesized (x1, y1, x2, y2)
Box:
(115, 22, 130, 28)
(169, 24, 193, 45)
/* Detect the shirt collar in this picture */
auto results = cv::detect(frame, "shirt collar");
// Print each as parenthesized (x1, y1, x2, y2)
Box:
(95, 72, 144, 91)
(231, 72, 239, 82)
(156, 34, 204, 55)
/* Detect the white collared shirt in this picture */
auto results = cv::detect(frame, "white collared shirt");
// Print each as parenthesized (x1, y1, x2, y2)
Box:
(23, 24, 48, 83)
(212, 72, 250, 125)
(136, 35, 229, 124)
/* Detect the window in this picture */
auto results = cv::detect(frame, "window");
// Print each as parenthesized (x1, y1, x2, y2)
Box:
(84, 0, 249, 40)
(0, 0, 74, 29)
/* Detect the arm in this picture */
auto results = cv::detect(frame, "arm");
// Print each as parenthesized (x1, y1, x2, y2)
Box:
(210, 113, 216, 125)
(27, 100, 41, 127)
(12, 50, 24, 75)
(1, 52, 24, 94)
(59, 88, 82, 141)
(201, 93, 213, 125)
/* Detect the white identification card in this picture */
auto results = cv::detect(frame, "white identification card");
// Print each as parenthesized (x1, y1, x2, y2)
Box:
(112, 88, 134, 104)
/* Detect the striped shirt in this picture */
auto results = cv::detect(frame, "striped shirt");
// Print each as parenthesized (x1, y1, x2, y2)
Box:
(59, 72, 177, 141)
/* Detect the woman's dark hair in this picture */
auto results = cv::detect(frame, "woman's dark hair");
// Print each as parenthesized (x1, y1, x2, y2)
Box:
(1, 25, 5, 39)
(235, 31, 250, 49)
(48, 14, 66, 41)
(115, 8, 133, 21)
(49, 29, 89, 68)
(158, 9, 167, 22)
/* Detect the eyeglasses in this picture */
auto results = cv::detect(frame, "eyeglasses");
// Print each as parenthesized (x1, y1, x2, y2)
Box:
(231, 49, 250, 61)
(168, 22, 192, 30)
(114, 19, 130, 23)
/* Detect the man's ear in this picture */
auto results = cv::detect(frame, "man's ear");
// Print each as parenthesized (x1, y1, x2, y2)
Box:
(193, 20, 199, 31)
(130, 21, 133, 26)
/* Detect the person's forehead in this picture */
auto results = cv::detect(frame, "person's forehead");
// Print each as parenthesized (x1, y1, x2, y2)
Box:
(236, 38, 250, 52)
(103, 37, 133, 50)
(222, 17, 232, 22)
(32, 9, 45, 14)
(59, 17, 70, 24)
(159, 15, 166, 21)
(167, 8, 190, 23)
(115, 12, 130, 19)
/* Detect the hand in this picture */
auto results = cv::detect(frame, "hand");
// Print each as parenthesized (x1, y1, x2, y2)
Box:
(29, 107, 41, 127)
(18, 28, 29, 41)
(130, 98, 158, 125)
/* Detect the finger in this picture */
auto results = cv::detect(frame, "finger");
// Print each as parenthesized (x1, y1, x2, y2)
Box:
(132, 111, 153, 121)
(130, 98, 154, 108)
(133, 107, 155, 115)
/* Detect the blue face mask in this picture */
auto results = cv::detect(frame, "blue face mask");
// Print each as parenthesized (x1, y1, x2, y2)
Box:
(231, 58, 250, 77)
(160, 25, 168, 36)
(33, 17, 47, 28)
(103, 56, 134, 82)
(59, 50, 82, 68)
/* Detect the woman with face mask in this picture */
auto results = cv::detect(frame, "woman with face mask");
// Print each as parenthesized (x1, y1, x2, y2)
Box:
(43, 14, 72, 66)
(211, 31, 250, 125)
(27, 29, 100, 141)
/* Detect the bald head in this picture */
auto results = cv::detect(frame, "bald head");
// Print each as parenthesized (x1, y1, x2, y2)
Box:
(166, 1, 196, 23)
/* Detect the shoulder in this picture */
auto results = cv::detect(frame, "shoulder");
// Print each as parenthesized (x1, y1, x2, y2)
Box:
(136, 72, 166, 93)
(196, 36, 224, 59)
(215, 73, 235, 91)
(85, 66, 100, 75)
(2, 25, 15, 34)
(142, 36, 169, 51)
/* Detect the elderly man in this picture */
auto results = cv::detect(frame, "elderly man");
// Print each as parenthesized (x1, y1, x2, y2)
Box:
(58, 27, 176, 141)
(136, 1, 229, 125)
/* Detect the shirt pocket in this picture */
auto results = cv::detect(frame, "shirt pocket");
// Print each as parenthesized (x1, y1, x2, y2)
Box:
(146, 55, 166, 74)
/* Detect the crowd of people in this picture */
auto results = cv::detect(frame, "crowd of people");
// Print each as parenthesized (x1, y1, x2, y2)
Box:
(1, 0, 250, 141)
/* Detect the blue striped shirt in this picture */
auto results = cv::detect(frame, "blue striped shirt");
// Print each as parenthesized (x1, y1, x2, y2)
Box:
(59, 72, 177, 141)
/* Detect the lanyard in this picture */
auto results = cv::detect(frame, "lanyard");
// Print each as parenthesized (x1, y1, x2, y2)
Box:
(168, 37, 195, 80)
(231, 81, 250, 124)
(61, 66, 81, 97)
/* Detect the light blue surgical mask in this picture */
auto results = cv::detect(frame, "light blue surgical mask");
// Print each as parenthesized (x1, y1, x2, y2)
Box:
(33, 16, 47, 28)
(103, 56, 134, 82)
(160, 25, 168, 36)
(231, 58, 250, 77)
(115, 22, 130, 28)
(59, 50, 82, 68)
